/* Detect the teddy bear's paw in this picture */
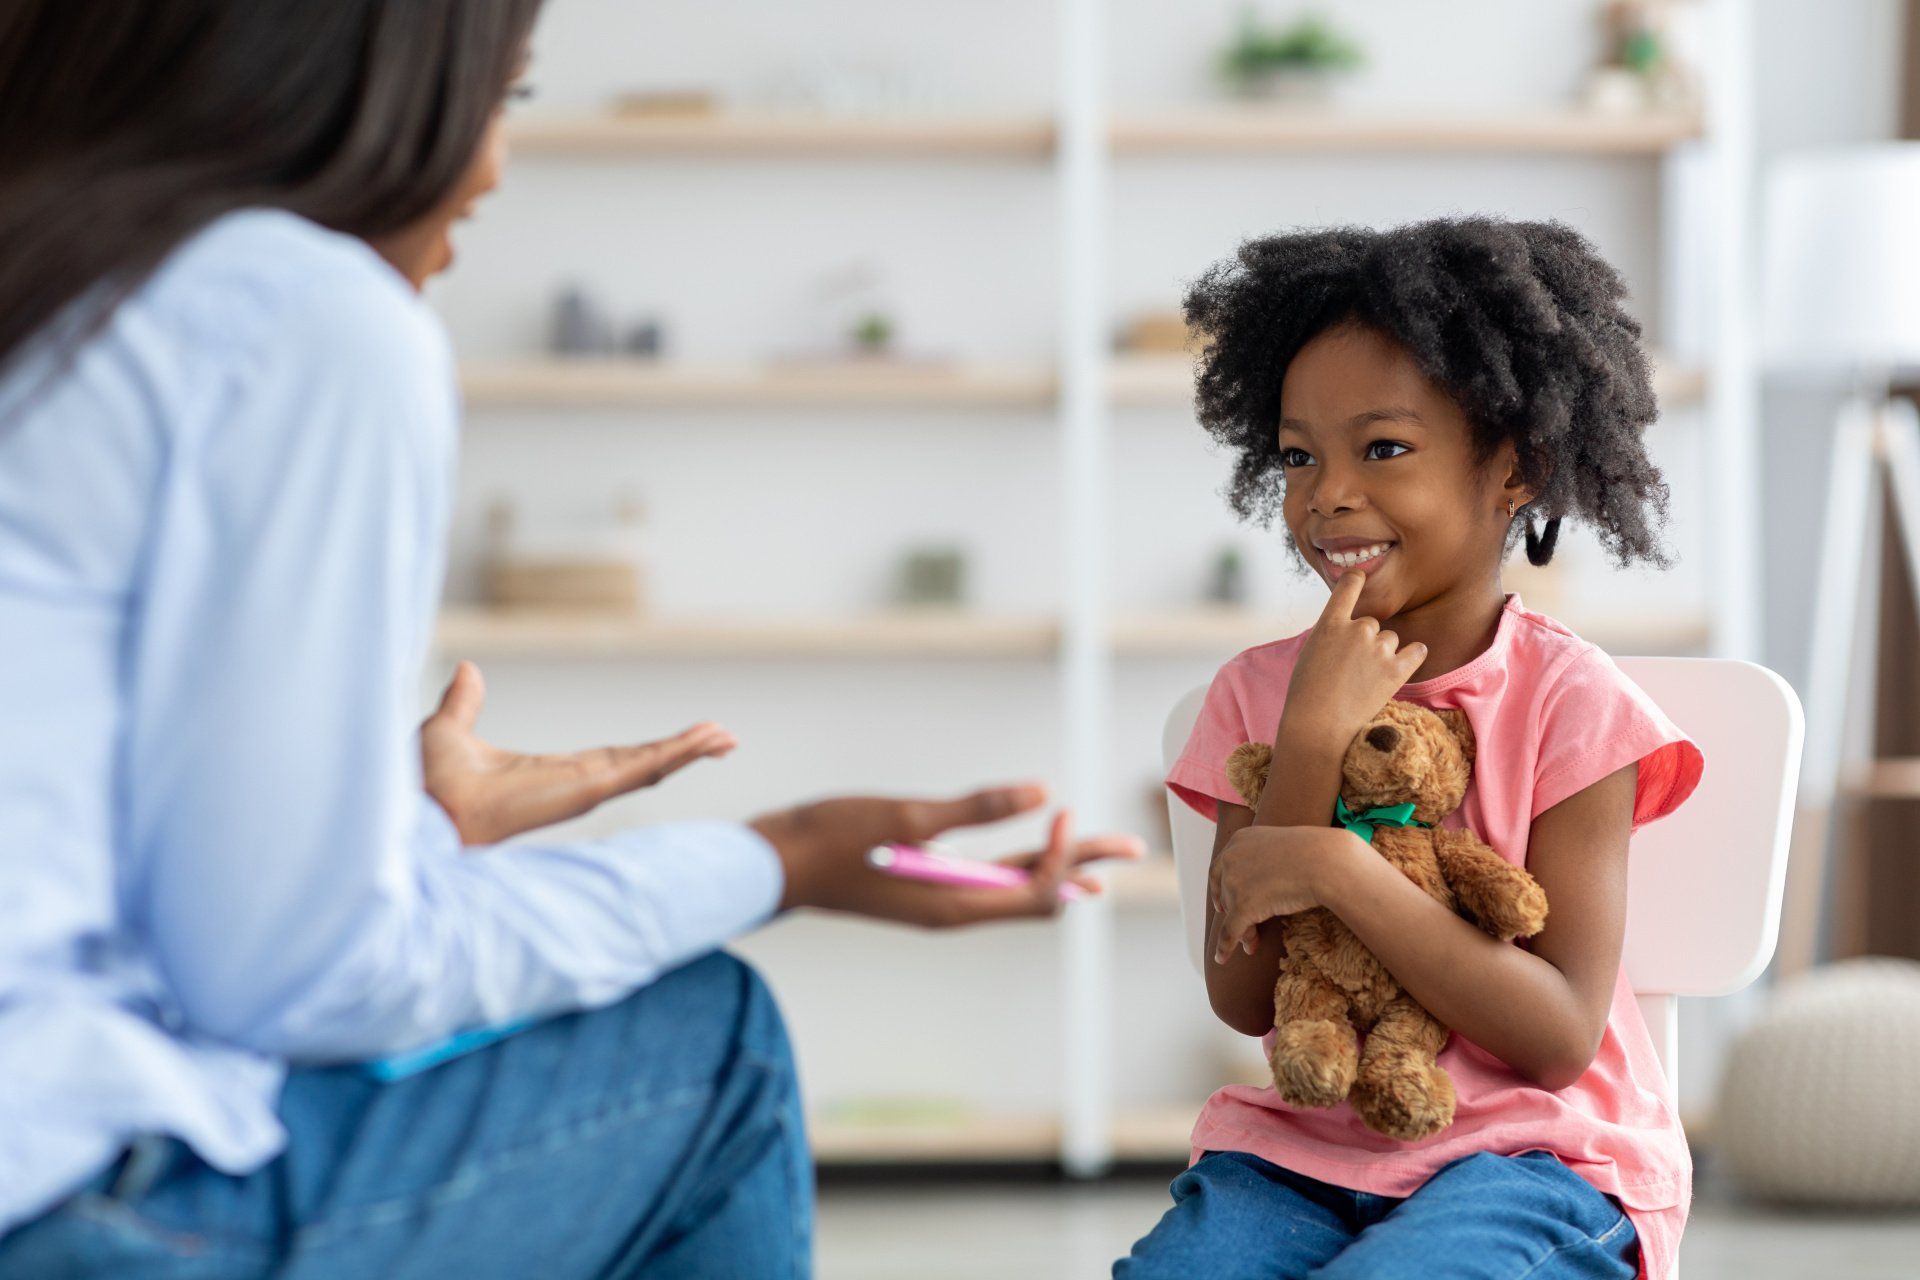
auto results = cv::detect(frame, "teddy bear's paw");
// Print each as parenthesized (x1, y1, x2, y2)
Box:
(1350, 1057, 1457, 1142)
(1225, 742, 1274, 808)
(1269, 1019, 1358, 1109)
(1468, 872, 1549, 942)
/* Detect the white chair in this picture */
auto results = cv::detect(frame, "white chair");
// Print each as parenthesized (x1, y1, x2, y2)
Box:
(1160, 656, 1804, 1093)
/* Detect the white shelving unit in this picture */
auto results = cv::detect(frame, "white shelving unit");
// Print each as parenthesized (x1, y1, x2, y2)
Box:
(446, 0, 1757, 1175)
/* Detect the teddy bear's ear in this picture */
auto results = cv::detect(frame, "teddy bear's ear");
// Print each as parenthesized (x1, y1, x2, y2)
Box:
(1435, 708, 1476, 766)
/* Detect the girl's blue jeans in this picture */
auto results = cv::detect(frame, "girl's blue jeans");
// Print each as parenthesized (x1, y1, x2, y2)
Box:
(1116, 1148, 1639, 1280)
(0, 952, 811, 1279)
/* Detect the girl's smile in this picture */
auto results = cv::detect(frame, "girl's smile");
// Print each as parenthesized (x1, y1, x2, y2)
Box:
(1314, 536, 1396, 579)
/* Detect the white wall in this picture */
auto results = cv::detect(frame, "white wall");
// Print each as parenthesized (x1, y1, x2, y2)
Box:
(428, 0, 1904, 1126)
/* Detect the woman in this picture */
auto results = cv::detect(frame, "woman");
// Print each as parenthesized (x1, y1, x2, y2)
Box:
(0, 3, 1137, 1275)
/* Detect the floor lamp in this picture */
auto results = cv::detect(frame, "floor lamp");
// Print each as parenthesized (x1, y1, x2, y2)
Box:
(1765, 145, 1920, 975)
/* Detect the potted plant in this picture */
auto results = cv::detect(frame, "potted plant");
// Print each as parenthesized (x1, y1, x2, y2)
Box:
(1216, 8, 1364, 103)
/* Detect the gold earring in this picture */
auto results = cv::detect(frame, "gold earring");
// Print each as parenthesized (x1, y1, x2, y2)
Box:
(1506, 499, 1516, 518)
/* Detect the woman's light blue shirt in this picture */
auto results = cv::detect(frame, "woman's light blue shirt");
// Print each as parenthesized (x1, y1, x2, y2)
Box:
(0, 210, 783, 1236)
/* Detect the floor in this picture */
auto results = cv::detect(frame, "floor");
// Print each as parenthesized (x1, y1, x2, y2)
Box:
(816, 1171, 1920, 1279)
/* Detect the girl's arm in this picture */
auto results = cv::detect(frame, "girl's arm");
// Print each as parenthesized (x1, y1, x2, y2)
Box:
(1202, 570, 1422, 1036)
(1305, 762, 1636, 1087)
(1203, 714, 1351, 1035)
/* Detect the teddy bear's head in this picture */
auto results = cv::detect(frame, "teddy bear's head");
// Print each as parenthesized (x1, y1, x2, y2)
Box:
(1338, 701, 1475, 825)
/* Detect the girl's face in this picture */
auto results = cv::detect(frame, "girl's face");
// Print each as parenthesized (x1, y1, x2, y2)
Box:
(1276, 323, 1531, 621)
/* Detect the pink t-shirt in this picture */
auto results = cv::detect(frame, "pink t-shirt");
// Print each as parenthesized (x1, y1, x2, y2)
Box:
(1167, 594, 1704, 1280)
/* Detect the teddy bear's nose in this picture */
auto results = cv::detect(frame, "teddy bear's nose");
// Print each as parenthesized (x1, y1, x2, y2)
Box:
(1366, 725, 1400, 752)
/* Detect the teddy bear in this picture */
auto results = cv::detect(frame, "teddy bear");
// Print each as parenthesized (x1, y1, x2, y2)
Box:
(1224, 700, 1548, 1141)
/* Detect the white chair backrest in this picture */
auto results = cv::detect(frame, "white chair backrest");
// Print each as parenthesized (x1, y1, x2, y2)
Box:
(1159, 656, 1803, 1090)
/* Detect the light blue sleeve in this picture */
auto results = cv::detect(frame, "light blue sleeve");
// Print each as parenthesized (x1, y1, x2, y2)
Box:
(126, 258, 782, 1064)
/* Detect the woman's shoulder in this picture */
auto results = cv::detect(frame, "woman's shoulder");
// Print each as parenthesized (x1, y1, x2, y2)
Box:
(138, 208, 446, 369)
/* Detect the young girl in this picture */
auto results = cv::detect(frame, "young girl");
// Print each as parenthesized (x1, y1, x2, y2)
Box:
(1118, 218, 1704, 1280)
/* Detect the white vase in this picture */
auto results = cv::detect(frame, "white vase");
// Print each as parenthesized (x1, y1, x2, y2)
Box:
(1233, 65, 1343, 105)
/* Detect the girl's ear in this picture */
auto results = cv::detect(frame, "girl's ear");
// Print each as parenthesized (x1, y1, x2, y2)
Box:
(1495, 441, 1538, 514)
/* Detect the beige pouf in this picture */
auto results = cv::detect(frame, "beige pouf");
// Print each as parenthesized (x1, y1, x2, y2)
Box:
(1717, 957, 1920, 1205)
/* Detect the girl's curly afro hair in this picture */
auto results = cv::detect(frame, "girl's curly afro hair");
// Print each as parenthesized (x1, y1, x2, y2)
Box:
(1183, 216, 1669, 568)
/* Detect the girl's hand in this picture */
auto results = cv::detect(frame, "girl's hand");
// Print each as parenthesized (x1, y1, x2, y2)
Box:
(1277, 570, 1428, 750)
(1210, 824, 1363, 963)
(751, 787, 1144, 926)
(422, 661, 737, 846)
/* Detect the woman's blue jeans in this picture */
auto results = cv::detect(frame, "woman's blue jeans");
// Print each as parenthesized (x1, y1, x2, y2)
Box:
(0, 952, 811, 1279)
(1115, 1149, 1638, 1280)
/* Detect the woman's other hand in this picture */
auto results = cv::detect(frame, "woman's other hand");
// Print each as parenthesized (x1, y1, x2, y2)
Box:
(422, 661, 737, 846)
(751, 786, 1144, 926)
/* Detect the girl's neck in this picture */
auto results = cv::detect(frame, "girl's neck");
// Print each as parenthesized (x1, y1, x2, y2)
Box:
(1382, 579, 1510, 685)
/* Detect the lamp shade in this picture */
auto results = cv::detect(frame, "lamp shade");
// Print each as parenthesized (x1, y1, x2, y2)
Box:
(1764, 144, 1920, 374)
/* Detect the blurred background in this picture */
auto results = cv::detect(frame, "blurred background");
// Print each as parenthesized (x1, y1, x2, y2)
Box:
(424, 1, 1920, 1274)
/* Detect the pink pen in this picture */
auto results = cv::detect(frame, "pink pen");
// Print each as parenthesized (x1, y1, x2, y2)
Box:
(866, 843, 1087, 901)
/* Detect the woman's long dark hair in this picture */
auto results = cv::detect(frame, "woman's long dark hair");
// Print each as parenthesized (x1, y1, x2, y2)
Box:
(0, 0, 545, 376)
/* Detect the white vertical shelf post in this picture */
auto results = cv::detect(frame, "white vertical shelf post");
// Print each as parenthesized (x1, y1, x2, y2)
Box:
(1057, 0, 1115, 1177)
(1701, 0, 1762, 661)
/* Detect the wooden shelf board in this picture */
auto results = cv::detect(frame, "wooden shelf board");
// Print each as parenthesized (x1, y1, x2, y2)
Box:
(1842, 757, 1920, 800)
(1112, 109, 1703, 155)
(1112, 609, 1310, 657)
(436, 607, 1710, 661)
(811, 1112, 1059, 1164)
(461, 360, 1056, 410)
(809, 1106, 1196, 1164)
(508, 110, 1700, 159)
(1112, 353, 1706, 410)
(1573, 612, 1714, 655)
(1106, 857, 1183, 908)
(508, 113, 1057, 158)
(1111, 1105, 1201, 1162)
(464, 355, 1702, 413)
(435, 608, 1059, 659)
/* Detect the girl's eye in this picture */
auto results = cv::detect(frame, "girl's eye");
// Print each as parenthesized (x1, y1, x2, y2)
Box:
(1366, 440, 1410, 461)
(1278, 447, 1314, 468)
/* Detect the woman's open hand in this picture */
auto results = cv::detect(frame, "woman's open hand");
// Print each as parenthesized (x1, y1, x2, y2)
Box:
(422, 661, 737, 846)
(1277, 570, 1428, 750)
(751, 785, 1144, 927)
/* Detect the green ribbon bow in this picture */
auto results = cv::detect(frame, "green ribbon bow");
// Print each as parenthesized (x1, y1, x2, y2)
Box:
(1334, 797, 1430, 844)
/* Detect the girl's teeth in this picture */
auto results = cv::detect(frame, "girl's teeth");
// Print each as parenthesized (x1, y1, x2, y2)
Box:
(1328, 543, 1391, 567)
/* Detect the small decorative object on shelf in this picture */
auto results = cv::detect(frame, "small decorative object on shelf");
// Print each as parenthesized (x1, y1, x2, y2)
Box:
(550, 284, 615, 357)
(483, 494, 648, 615)
(1582, 0, 1695, 116)
(549, 285, 669, 362)
(610, 88, 720, 118)
(849, 310, 895, 356)
(1206, 545, 1248, 607)
(623, 318, 665, 359)
(751, 57, 960, 118)
(1116, 309, 1196, 356)
(1215, 7, 1364, 104)
(895, 545, 969, 608)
